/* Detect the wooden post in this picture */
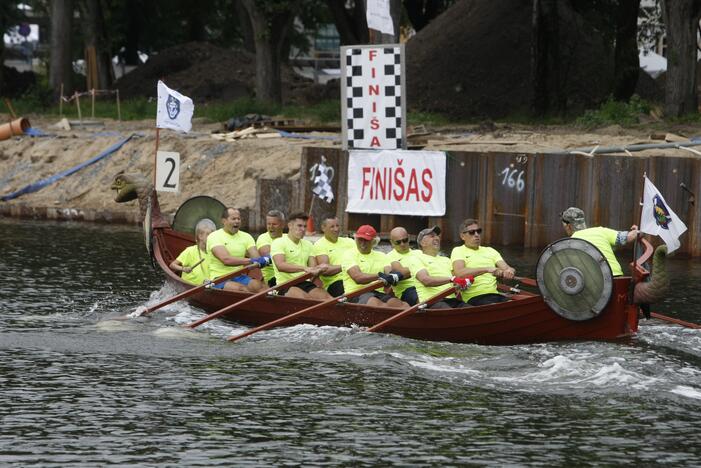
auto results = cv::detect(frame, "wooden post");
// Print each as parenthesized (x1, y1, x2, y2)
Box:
(75, 92, 82, 122)
(3, 98, 17, 119)
(91, 88, 95, 119)
(116, 89, 121, 121)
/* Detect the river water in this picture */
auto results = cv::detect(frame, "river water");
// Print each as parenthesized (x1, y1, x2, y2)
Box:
(1, 219, 700, 466)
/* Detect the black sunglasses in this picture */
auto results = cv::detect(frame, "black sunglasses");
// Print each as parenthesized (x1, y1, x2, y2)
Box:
(392, 238, 410, 245)
(462, 228, 482, 235)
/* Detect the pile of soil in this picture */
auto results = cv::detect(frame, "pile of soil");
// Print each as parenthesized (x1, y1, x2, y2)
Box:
(406, 0, 616, 118)
(1, 65, 36, 98)
(114, 42, 336, 105)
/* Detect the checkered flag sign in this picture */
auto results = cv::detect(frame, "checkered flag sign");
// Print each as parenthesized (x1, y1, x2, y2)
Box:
(310, 157, 335, 203)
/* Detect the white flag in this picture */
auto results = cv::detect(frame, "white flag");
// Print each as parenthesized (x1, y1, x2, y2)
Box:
(640, 176, 687, 253)
(156, 80, 194, 133)
(366, 0, 394, 36)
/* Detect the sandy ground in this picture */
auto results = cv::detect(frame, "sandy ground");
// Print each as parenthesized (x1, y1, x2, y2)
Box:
(1, 113, 699, 223)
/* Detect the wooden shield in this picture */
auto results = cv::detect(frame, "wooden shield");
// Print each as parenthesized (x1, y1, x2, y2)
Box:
(172, 196, 226, 235)
(536, 238, 613, 321)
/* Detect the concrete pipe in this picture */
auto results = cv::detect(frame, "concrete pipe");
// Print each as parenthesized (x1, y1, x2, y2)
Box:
(0, 117, 31, 141)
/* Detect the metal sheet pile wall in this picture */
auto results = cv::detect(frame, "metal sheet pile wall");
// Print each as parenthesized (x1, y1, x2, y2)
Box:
(300, 147, 699, 255)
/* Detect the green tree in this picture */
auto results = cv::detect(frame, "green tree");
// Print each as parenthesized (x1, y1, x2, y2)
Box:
(240, 0, 301, 104)
(0, 1, 24, 95)
(661, 0, 701, 116)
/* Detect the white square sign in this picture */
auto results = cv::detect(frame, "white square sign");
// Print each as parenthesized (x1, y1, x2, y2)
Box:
(156, 151, 180, 193)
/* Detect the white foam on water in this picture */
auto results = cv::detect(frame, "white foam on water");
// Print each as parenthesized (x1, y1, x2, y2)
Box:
(93, 319, 140, 332)
(151, 326, 210, 340)
(516, 355, 585, 382)
(669, 385, 701, 400)
(576, 362, 658, 389)
(407, 358, 480, 375)
(491, 354, 660, 392)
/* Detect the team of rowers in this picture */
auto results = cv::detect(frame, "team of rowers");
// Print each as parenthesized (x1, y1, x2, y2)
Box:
(170, 206, 640, 309)
(169, 207, 519, 309)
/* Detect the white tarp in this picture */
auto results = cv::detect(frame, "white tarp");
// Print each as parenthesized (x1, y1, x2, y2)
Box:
(156, 80, 194, 133)
(347, 150, 446, 216)
(366, 0, 394, 36)
(639, 51, 667, 78)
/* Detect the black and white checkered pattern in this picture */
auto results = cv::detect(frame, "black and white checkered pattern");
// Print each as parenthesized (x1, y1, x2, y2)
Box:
(343, 46, 404, 150)
(311, 160, 334, 203)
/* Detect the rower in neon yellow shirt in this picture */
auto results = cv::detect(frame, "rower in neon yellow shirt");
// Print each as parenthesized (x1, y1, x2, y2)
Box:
(207, 207, 268, 292)
(451, 218, 516, 306)
(386, 226, 423, 305)
(256, 210, 286, 287)
(560, 207, 639, 276)
(169, 219, 215, 285)
(312, 216, 356, 297)
(271, 212, 330, 300)
(413, 226, 473, 308)
(341, 224, 408, 308)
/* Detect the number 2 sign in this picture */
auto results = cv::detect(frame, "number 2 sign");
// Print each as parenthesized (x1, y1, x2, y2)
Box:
(156, 151, 180, 192)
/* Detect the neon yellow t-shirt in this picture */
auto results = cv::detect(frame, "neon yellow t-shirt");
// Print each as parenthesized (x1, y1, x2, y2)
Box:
(176, 244, 209, 285)
(312, 236, 356, 288)
(572, 226, 623, 276)
(206, 228, 256, 280)
(414, 252, 456, 302)
(450, 245, 503, 301)
(257, 232, 285, 283)
(271, 235, 314, 284)
(386, 248, 422, 297)
(341, 249, 390, 294)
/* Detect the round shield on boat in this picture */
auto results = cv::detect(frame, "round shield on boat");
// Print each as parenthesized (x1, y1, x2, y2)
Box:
(172, 196, 226, 235)
(536, 237, 613, 321)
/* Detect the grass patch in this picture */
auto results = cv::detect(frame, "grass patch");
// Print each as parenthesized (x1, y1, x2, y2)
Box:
(576, 95, 651, 128)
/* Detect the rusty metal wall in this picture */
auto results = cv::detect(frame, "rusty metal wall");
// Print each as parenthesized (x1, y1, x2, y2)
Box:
(298, 147, 700, 255)
(253, 178, 296, 232)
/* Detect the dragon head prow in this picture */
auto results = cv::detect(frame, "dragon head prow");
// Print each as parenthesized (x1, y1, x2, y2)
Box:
(111, 172, 152, 202)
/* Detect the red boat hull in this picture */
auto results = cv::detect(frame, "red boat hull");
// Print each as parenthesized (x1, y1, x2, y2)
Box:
(151, 227, 639, 345)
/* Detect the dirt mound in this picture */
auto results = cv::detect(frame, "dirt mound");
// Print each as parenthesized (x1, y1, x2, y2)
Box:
(406, 0, 614, 119)
(1, 65, 37, 98)
(114, 41, 329, 105)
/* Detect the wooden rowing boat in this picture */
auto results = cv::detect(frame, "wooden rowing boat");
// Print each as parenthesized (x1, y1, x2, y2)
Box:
(113, 173, 666, 345)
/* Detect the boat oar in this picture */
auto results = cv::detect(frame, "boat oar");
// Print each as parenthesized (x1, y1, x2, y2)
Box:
(650, 312, 701, 329)
(227, 280, 385, 343)
(131, 264, 258, 318)
(514, 276, 537, 287)
(186, 272, 314, 329)
(367, 286, 455, 333)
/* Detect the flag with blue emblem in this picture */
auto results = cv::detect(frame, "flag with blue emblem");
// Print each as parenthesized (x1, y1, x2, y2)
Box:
(156, 80, 194, 133)
(640, 176, 687, 253)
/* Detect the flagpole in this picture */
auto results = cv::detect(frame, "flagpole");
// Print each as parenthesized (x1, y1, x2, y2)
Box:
(153, 127, 160, 187)
(632, 172, 646, 274)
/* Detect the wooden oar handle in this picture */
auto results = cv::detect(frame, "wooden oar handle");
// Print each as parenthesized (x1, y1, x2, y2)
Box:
(142, 263, 257, 316)
(650, 312, 701, 329)
(367, 286, 455, 333)
(187, 272, 313, 329)
(227, 280, 385, 343)
(513, 276, 537, 287)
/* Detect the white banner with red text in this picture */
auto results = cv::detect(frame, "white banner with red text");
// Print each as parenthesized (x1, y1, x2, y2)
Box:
(347, 150, 446, 216)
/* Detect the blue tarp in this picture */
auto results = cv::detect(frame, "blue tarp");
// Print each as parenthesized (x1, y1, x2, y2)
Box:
(24, 127, 49, 137)
(277, 130, 339, 141)
(1, 134, 133, 201)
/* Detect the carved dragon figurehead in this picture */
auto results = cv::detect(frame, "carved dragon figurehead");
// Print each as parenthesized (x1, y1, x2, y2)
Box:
(111, 172, 169, 228)
(633, 245, 669, 305)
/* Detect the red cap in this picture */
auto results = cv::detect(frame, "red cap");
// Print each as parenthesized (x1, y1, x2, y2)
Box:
(355, 224, 377, 240)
